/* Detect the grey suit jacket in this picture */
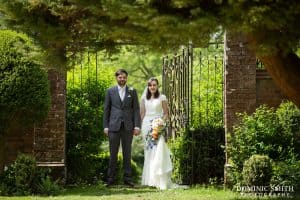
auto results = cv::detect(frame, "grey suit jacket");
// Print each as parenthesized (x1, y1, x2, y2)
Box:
(103, 85, 141, 132)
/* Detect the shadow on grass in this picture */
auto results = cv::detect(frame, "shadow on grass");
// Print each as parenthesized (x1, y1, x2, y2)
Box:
(60, 184, 157, 197)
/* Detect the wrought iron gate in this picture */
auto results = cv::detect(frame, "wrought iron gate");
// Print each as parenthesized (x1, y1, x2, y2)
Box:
(162, 42, 225, 184)
(162, 42, 224, 134)
(162, 43, 193, 137)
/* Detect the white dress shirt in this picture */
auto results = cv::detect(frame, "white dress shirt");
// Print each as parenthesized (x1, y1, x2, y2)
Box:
(118, 85, 126, 101)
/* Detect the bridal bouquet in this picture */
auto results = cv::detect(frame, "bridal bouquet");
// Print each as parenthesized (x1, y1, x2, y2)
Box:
(146, 117, 166, 149)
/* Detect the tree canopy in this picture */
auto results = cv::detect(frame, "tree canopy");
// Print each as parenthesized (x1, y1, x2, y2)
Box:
(0, 1, 216, 60)
(0, 0, 300, 106)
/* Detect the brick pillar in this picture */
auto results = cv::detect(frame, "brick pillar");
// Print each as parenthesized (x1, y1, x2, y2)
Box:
(34, 69, 66, 176)
(223, 32, 257, 185)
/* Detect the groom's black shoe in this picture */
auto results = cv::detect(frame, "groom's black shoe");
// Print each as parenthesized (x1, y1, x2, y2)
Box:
(124, 180, 134, 188)
(105, 181, 114, 187)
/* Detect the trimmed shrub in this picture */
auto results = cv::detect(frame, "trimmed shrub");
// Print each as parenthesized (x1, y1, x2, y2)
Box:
(242, 155, 273, 186)
(0, 29, 50, 132)
(11, 154, 37, 194)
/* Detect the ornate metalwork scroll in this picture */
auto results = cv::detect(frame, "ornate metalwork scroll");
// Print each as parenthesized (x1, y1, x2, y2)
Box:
(162, 43, 193, 138)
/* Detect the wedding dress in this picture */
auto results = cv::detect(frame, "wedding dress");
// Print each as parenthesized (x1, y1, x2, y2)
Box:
(141, 94, 173, 189)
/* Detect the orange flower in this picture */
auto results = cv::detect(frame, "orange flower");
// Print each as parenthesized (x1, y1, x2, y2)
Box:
(152, 130, 158, 138)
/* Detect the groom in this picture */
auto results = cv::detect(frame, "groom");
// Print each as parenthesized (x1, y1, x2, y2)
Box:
(103, 69, 141, 187)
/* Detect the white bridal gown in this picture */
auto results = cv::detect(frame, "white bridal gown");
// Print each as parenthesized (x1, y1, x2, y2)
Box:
(141, 94, 173, 190)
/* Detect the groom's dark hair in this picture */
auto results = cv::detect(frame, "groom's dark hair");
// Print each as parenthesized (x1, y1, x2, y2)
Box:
(115, 69, 128, 77)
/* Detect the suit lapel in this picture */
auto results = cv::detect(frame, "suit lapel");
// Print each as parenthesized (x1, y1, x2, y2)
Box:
(114, 86, 123, 105)
(123, 86, 129, 105)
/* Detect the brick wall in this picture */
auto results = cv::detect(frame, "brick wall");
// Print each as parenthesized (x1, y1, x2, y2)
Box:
(256, 70, 286, 107)
(4, 126, 34, 165)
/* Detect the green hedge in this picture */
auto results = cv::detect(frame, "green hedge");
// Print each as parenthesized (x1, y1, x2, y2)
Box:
(169, 126, 225, 185)
(0, 30, 50, 132)
(66, 78, 108, 183)
(271, 160, 300, 191)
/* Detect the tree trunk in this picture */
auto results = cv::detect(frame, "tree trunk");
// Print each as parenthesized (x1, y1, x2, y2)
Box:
(258, 52, 300, 108)
(0, 134, 5, 175)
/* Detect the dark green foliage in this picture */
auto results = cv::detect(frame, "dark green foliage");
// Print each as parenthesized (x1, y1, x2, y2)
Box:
(66, 82, 106, 183)
(169, 126, 225, 185)
(0, 182, 9, 196)
(0, 154, 60, 196)
(229, 103, 300, 169)
(66, 70, 113, 183)
(5, 154, 37, 195)
(169, 129, 192, 185)
(36, 175, 60, 196)
(0, 30, 50, 133)
(94, 152, 140, 184)
(242, 155, 273, 186)
(271, 160, 300, 191)
(277, 102, 300, 156)
(227, 101, 300, 187)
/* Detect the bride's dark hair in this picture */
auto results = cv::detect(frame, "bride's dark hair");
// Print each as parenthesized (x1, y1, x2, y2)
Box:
(146, 77, 160, 100)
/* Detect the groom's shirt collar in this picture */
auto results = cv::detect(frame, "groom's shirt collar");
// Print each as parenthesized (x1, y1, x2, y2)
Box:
(117, 85, 126, 90)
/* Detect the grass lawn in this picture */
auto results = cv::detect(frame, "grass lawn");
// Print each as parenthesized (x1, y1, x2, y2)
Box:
(0, 185, 299, 200)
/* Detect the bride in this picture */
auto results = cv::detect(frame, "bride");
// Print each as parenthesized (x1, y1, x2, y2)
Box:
(140, 77, 173, 189)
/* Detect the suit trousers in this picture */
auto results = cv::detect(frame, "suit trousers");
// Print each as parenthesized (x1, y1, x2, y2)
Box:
(107, 122, 133, 182)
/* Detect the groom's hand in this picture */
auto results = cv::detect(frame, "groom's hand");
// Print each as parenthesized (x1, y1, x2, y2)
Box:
(133, 128, 140, 136)
(103, 128, 109, 136)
